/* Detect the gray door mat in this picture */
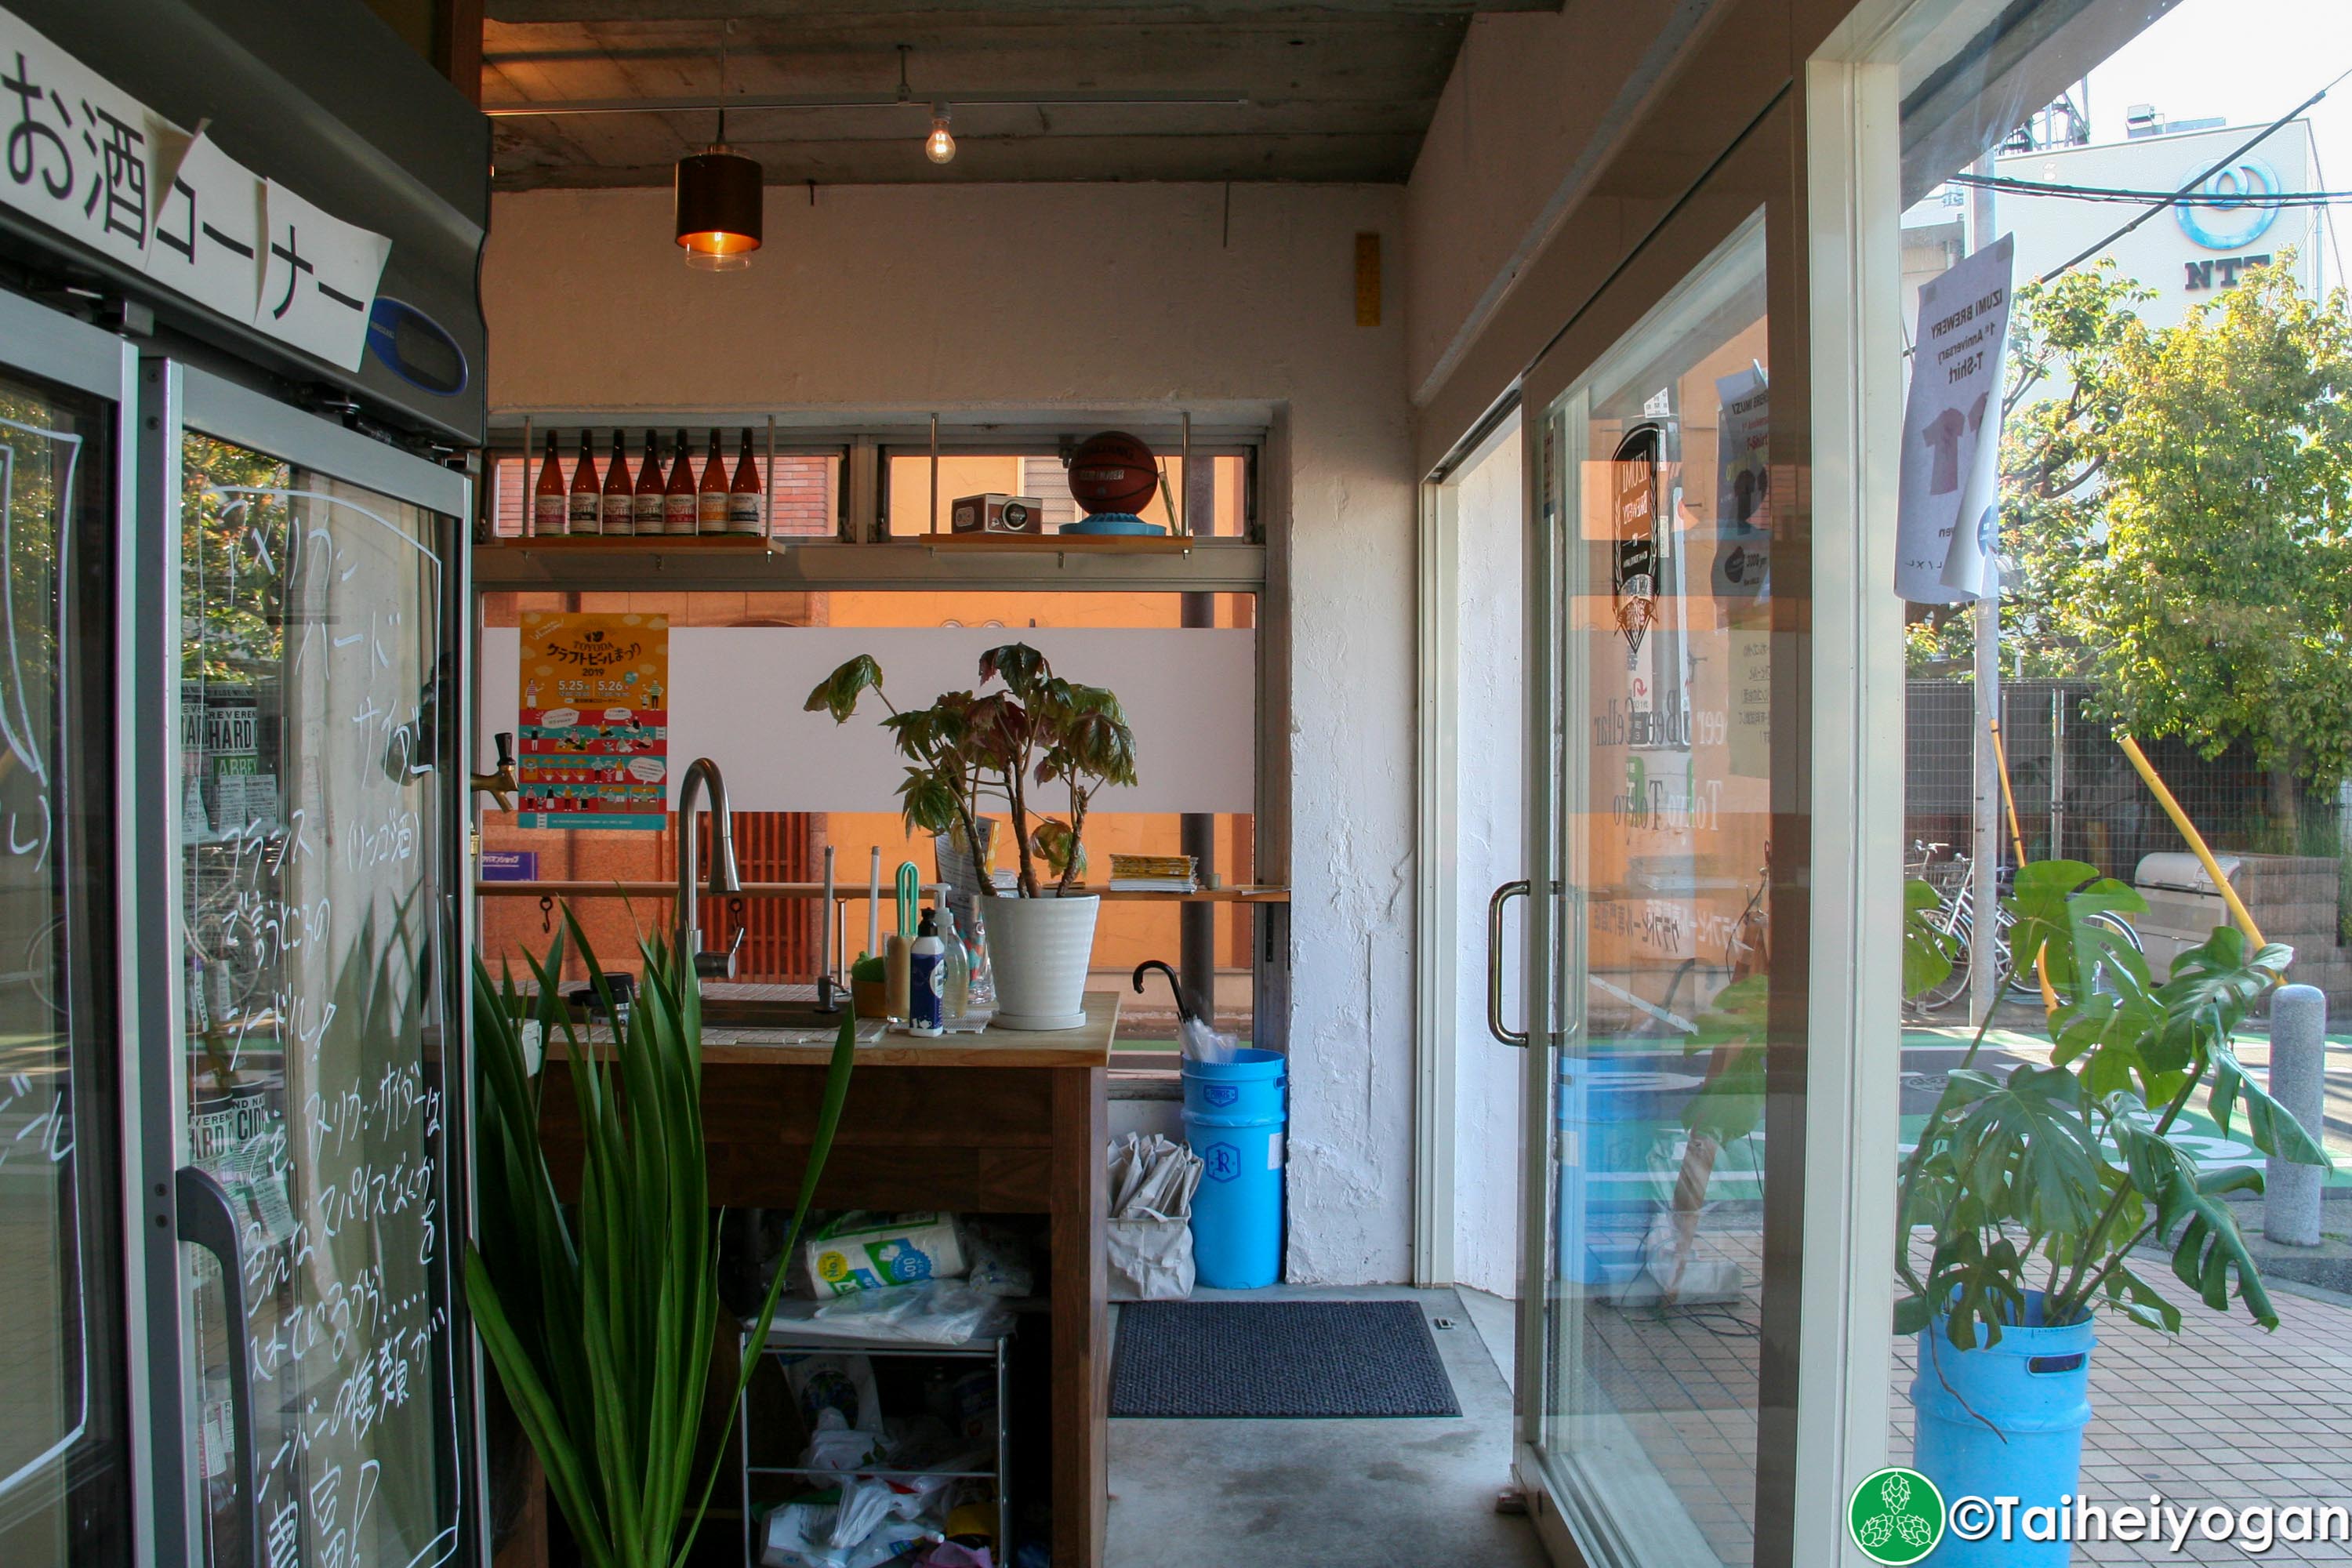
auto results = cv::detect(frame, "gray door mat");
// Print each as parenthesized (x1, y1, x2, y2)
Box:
(1109, 1300, 1462, 1418)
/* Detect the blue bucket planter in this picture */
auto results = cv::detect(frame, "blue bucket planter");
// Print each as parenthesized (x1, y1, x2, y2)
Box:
(1181, 1049, 1285, 1288)
(1911, 1293, 2095, 1566)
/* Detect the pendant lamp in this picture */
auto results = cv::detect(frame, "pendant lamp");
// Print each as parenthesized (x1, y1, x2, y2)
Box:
(676, 31, 761, 270)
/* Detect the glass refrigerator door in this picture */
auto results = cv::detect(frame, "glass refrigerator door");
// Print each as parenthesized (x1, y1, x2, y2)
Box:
(171, 368, 466, 1568)
(0, 297, 135, 1568)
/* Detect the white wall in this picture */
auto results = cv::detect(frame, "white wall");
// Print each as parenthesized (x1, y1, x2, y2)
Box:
(1402, 1, 1719, 406)
(1450, 426, 1526, 1298)
(481, 182, 1419, 1283)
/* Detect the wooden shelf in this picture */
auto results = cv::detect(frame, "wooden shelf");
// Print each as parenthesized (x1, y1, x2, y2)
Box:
(488, 533, 777, 554)
(473, 877, 1287, 904)
(918, 532, 1195, 554)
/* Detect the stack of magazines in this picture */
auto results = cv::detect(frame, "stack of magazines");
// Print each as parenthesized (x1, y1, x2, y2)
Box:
(1108, 853, 1198, 893)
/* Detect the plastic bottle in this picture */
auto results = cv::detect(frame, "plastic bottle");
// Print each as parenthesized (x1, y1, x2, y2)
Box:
(909, 909, 945, 1036)
(937, 905, 970, 1022)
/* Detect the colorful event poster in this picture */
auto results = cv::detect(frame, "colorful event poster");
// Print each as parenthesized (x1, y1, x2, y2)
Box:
(515, 612, 669, 830)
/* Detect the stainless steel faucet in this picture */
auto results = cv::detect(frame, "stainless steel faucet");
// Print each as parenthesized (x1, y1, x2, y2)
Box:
(674, 757, 742, 978)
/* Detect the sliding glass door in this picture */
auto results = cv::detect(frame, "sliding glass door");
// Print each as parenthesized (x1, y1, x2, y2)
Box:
(148, 366, 472, 1568)
(0, 292, 136, 1568)
(1519, 217, 1782, 1568)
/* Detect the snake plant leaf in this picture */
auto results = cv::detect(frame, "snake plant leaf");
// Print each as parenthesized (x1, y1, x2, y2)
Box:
(805, 654, 884, 722)
(2209, 1044, 2332, 1167)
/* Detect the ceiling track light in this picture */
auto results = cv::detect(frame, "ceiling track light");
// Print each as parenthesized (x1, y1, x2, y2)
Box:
(674, 21, 763, 270)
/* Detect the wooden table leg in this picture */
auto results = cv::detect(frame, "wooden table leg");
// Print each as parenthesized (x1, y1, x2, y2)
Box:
(1049, 1065, 1108, 1568)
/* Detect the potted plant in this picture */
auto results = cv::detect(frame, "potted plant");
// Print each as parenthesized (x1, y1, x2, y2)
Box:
(807, 642, 1138, 1030)
(1893, 859, 2326, 1563)
(465, 911, 858, 1568)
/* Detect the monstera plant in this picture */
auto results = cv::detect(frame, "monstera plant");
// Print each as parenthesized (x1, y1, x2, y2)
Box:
(1892, 858, 2327, 1547)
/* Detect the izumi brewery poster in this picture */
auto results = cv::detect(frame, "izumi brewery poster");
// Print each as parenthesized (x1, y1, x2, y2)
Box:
(516, 611, 669, 830)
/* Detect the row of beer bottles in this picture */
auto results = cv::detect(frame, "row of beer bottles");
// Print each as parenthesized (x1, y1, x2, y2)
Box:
(532, 429, 764, 536)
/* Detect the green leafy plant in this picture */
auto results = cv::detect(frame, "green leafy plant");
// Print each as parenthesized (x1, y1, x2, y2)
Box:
(1896, 860, 2325, 1349)
(465, 910, 858, 1568)
(807, 642, 1138, 897)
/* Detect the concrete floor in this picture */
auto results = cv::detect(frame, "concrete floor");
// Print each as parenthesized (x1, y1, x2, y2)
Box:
(1106, 1285, 1548, 1568)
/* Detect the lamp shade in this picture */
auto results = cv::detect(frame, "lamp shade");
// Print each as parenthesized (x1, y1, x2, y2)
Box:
(674, 145, 763, 269)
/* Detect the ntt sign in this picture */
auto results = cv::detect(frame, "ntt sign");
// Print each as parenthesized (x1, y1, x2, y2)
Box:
(2176, 156, 2283, 250)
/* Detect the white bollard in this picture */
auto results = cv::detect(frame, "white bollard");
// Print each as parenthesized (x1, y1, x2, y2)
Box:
(2264, 984, 2328, 1247)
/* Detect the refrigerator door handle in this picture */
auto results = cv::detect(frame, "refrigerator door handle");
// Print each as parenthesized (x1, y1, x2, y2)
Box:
(176, 1163, 259, 1568)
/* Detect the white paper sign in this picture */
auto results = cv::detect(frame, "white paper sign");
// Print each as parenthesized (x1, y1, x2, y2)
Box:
(1895, 234, 2015, 603)
(256, 178, 390, 371)
(145, 129, 265, 323)
(0, 10, 175, 271)
(0, 4, 390, 372)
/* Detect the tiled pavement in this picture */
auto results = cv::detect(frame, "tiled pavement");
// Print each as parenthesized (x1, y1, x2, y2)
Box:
(1569, 1224, 2352, 1566)
(1891, 1279, 2352, 1564)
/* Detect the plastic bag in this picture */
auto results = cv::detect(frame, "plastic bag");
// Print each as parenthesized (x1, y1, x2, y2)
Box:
(1106, 1133, 1203, 1301)
(760, 1504, 939, 1568)
(782, 1280, 1011, 1346)
(960, 1220, 1033, 1299)
(782, 1352, 884, 1435)
(1178, 1014, 1238, 1065)
(800, 1408, 884, 1483)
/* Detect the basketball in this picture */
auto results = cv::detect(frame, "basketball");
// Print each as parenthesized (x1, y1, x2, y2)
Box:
(1068, 431, 1160, 516)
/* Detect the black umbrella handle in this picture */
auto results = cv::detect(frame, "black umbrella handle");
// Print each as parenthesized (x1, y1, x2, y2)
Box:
(1131, 960, 1192, 1024)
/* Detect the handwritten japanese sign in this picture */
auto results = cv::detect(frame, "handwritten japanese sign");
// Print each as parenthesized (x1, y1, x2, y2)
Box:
(515, 612, 670, 832)
(0, 4, 390, 371)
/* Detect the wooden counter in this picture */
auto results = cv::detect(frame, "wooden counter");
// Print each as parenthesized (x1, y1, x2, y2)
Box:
(535, 993, 1114, 1568)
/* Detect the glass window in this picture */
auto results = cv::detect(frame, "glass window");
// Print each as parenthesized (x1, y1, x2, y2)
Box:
(1540, 218, 1770, 1567)
(884, 451, 1250, 537)
(0, 370, 129, 1568)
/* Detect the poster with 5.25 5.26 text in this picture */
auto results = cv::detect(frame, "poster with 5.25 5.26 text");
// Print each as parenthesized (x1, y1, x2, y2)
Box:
(516, 612, 669, 830)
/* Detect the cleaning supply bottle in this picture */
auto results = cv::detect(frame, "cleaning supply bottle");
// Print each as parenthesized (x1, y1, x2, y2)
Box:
(909, 909, 946, 1036)
(937, 905, 970, 1022)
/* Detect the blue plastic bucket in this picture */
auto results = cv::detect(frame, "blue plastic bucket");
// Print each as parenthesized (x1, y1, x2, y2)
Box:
(1181, 1048, 1285, 1288)
(1911, 1294, 2094, 1566)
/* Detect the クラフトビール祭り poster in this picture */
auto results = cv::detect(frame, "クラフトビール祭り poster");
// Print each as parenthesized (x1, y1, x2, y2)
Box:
(516, 612, 669, 829)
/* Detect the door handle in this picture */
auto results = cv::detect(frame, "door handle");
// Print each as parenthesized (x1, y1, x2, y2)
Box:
(177, 1164, 258, 1568)
(1486, 880, 1530, 1047)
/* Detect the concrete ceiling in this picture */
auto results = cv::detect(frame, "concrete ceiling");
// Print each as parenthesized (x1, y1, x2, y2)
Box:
(483, 1, 1552, 188)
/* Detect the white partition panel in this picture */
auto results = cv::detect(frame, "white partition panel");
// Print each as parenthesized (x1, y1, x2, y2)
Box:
(479, 626, 1257, 815)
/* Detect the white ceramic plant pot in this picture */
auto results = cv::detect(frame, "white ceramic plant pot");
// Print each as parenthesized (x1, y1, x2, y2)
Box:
(982, 891, 1098, 1030)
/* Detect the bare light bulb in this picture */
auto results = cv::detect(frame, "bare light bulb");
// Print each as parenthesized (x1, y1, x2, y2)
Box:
(925, 107, 956, 165)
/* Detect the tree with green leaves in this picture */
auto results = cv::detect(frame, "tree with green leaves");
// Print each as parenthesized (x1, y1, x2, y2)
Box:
(1908, 257, 2352, 833)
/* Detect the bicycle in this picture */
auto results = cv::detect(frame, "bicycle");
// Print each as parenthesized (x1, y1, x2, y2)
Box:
(1902, 841, 2143, 1015)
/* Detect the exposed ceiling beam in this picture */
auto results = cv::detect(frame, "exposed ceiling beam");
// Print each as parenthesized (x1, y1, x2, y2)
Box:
(485, 88, 1253, 115)
(488, 0, 1553, 19)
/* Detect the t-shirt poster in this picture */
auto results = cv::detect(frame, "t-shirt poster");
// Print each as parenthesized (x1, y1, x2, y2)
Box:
(516, 611, 669, 830)
(1894, 234, 2015, 603)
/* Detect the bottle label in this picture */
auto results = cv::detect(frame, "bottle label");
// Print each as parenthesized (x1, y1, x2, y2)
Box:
(568, 494, 599, 535)
(697, 492, 728, 533)
(728, 492, 764, 533)
(601, 494, 633, 533)
(665, 495, 697, 535)
(534, 495, 566, 535)
(910, 953, 943, 1030)
(633, 495, 666, 535)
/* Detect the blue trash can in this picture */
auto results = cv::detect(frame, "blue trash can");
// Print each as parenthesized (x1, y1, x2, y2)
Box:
(1911, 1293, 2095, 1566)
(1181, 1049, 1285, 1288)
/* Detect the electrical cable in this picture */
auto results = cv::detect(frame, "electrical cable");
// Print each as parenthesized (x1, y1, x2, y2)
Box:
(1947, 171, 2352, 205)
(2038, 64, 2352, 282)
